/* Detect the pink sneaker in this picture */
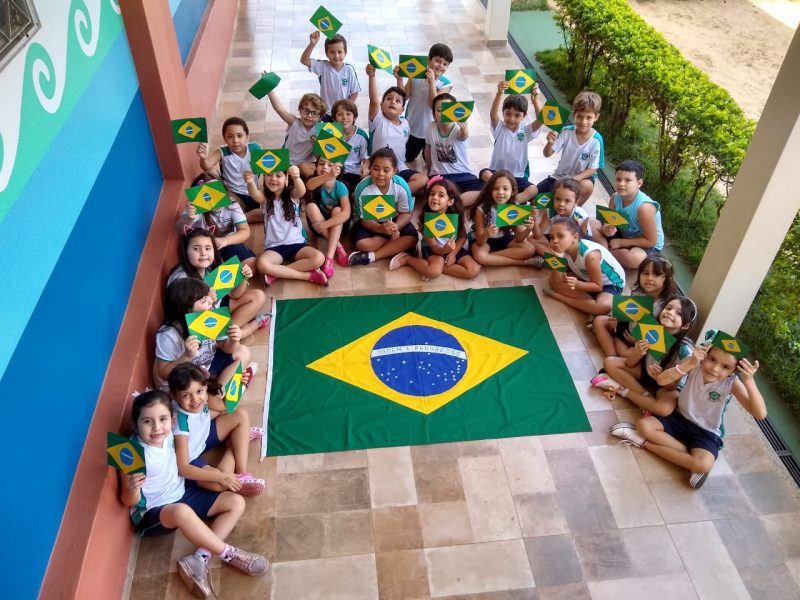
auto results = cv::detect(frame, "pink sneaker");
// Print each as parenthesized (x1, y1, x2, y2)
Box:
(249, 426, 265, 441)
(308, 268, 328, 287)
(322, 257, 335, 278)
(334, 243, 348, 267)
(237, 474, 266, 497)
(264, 274, 276, 286)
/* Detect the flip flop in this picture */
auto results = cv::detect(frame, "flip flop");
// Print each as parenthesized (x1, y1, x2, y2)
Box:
(249, 426, 265, 441)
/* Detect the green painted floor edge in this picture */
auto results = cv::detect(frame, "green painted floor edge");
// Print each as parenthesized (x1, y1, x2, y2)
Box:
(508, 8, 800, 460)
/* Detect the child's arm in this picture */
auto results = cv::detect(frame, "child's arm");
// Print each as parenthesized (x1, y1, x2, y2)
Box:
(366, 64, 380, 121)
(530, 84, 545, 128)
(490, 81, 507, 130)
(624, 340, 649, 368)
(305, 164, 341, 191)
(609, 203, 659, 250)
(425, 68, 439, 113)
(423, 144, 432, 174)
(228, 263, 255, 301)
(542, 130, 558, 158)
(174, 434, 240, 491)
(218, 323, 242, 354)
(197, 143, 222, 172)
(175, 203, 199, 233)
(155, 335, 201, 383)
(119, 472, 145, 507)
(267, 91, 296, 126)
(473, 208, 492, 245)
(732, 358, 767, 420)
(392, 66, 409, 95)
(300, 31, 320, 68)
(244, 171, 266, 204)
(456, 121, 469, 140)
(656, 344, 706, 386)
(287, 165, 306, 199)
(567, 249, 603, 293)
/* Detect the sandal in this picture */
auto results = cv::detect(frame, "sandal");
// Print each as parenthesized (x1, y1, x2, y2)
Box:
(249, 426, 265, 441)
(237, 474, 266, 497)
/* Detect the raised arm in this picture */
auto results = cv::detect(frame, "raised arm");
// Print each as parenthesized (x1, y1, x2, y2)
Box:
(490, 81, 507, 130)
(300, 31, 320, 68)
(366, 64, 380, 121)
(267, 90, 296, 126)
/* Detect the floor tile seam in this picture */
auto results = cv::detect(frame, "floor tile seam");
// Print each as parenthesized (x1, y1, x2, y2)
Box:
(664, 520, 737, 599)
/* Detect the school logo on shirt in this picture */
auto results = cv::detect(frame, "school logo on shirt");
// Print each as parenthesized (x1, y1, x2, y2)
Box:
(580, 152, 589, 160)
(341, 77, 349, 86)
(403, 128, 410, 137)
(708, 391, 722, 402)
(516, 132, 524, 141)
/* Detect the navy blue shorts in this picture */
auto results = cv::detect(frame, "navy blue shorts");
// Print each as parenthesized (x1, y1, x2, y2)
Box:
(405, 135, 426, 162)
(655, 410, 723, 458)
(135, 486, 221, 537)
(486, 231, 516, 252)
(352, 220, 418, 243)
(421, 244, 469, 262)
(219, 243, 255, 263)
(237, 193, 260, 213)
(441, 172, 484, 193)
(338, 172, 362, 193)
(481, 169, 534, 192)
(398, 168, 420, 183)
(266, 242, 308, 263)
(607, 231, 662, 257)
(536, 176, 557, 194)
(188, 420, 222, 470)
(209, 348, 234, 377)
(601, 284, 623, 295)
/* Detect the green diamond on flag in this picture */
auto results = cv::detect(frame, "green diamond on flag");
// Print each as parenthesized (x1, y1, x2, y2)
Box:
(249, 72, 281, 99)
(612, 295, 654, 323)
(107, 432, 146, 475)
(632, 320, 676, 360)
(711, 330, 749, 359)
(534, 192, 553, 211)
(495, 203, 532, 227)
(398, 55, 428, 79)
(543, 252, 568, 272)
(424, 212, 458, 239)
(310, 5, 342, 38)
(596, 206, 630, 228)
(185, 180, 231, 214)
(224, 362, 244, 413)
(171, 117, 208, 143)
(204, 256, 244, 300)
(251, 148, 290, 174)
(440, 101, 474, 123)
(360, 195, 397, 221)
(368, 44, 393, 73)
(538, 102, 570, 133)
(313, 136, 352, 163)
(186, 307, 232, 341)
(504, 69, 537, 94)
(313, 121, 344, 140)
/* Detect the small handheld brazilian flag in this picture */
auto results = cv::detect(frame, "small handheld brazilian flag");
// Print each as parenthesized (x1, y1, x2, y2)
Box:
(368, 44, 393, 74)
(224, 362, 244, 413)
(204, 256, 244, 300)
(313, 121, 344, 140)
(711, 330, 749, 359)
(186, 307, 232, 341)
(538, 103, 570, 133)
(534, 192, 553, 212)
(171, 117, 208, 143)
(249, 71, 281, 99)
(596, 206, 630, 228)
(631, 319, 676, 360)
(612, 295, 654, 323)
(361, 195, 397, 220)
(440, 101, 474, 123)
(495, 203, 532, 227)
(185, 180, 231, 214)
(424, 212, 458, 239)
(107, 432, 146, 475)
(543, 252, 568, 272)
(310, 5, 342, 38)
(251, 148, 290, 174)
(398, 55, 428, 79)
(505, 69, 537, 94)
(313, 136, 352, 163)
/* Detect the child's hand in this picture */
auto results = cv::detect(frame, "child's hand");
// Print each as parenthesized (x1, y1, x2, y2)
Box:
(646, 362, 663, 378)
(197, 143, 209, 159)
(183, 336, 200, 358)
(227, 324, 242, 343)
(125, 473, 145, 491)
(565, 275, 578, 290)
(425, 67, 436, 85)
(546, 131, 557, 145)
(497, 80, 509, 94)
(382, 221, 397, 237)
(526, 211, 538, 227)
(309, 30, 320, 44)
(737, 358, 759, 381)
(444, 238, 456, 252)
(622, 329, 636, 344)
(531, 83, 540, 101)
(242, 264, 253, 279)
(691, 344, 709, 365)
(609, 238, 625, 250)
(635, 339, 650, 356)
(218, 472, 242, 493)
(243, 170, 255, 185)
(366, 64, 376, 78)
(186, 204, 198, 221)
(332, 163, 343, 177)
(601, 224, 617, 238)
(286, 165, 300, 180)
(488, 224, 499, 237)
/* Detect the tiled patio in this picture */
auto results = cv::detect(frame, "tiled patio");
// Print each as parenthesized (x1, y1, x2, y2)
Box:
(127, 1, 800, 598)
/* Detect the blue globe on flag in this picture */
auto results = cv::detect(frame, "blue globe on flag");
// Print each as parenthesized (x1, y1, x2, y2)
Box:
(204, 317, 218, 329)
(119, 448, 134, 466)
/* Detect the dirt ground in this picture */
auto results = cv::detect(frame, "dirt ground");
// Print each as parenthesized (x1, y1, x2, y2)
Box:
(628, 0, 798, 120)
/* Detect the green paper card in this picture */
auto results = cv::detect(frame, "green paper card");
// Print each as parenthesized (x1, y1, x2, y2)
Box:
(534, 192, 553, 211)
(249, 72, 281, 99)
(360, 195, 396, 220)
(185, 307, 232, 341)
(310, 5, 342, 38)
(224, 362, 244, 413)
(440, 101, 474, 123)
(171, 117, 208, 143)
(313, 121, 344, 140)
(204, 256, 244, 300)
(711, 330, 749, 359)
(313, 136, 352, 163)
(398, 55, 428, 79)
(424, 212, 458, 239)
(368, 44, 393, 73)
(251, 148, 290, 174)
(612, 295, 654, 323)
(596, 206, 630, 228)
(538, 102, 571, 133)
(185, 180, 231, 214)
(505, 69, 537, 94)
(631, 321, 676, 360)
(495, 203, 532, 227)
(107, 432, 146, 475)
(543, 252, 568, 272)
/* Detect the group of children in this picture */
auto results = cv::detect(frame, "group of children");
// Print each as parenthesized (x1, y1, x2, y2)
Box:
(120, 33, 767, 599)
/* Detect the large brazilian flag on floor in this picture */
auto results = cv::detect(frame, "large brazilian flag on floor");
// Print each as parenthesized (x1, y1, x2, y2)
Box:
(265, 286, 589, 455)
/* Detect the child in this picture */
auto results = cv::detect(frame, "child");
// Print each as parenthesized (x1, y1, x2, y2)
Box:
(365, 65, 429, 195)
(266, 90, 325, 178)
(610, 338, 766, 489)
(300, 32, 360, 116)
(536, 91, 604, 206)
(304, 156, 351, 277)
(424, 92, 484, 206)
(168, 364, 265, 496)
(528, 177, 589, 257)
(121, 391, 268, 598)
(479, 81, 545, 204)
(246, 164, 328, 286)
(589, 160, 664, 268)
(593, 255, 678, 358)
(593, 295, 697, 415)
(154, 278, 251, 391)
(348, 148, 418, 266)
(197, 117, 262, 216)
(330, 99, 369, 192)
(398, 43, 453, 165)
(167, 228, 269, 339)
(543, 217, 626, 315)
(389, 176, 481, 280)
(175, 173, 256, 269)
(470, 170, 537, 267)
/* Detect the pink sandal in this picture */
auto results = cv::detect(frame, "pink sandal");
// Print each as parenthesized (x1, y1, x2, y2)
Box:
(249, 426, 265, 441)
(237, 474, 266, 497)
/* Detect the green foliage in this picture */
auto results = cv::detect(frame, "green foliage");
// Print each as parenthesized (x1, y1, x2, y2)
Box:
(511, 0, 550, 11)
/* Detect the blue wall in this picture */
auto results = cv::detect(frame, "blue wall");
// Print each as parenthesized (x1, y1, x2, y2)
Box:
(174, 0, 210, 63)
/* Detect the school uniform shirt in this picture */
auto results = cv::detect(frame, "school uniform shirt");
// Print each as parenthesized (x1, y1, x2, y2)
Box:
(220, 143, 261, 196)
(488, 120, 540, 178)
(425, 122, 473, 175)
(309, 59, 361, 112)
(678, 367, 736, 437)
(342, 127, 369, 176)
(369, 110, 411, 165)
(406, 75, 452, 138)
(263, 197, 304, 248)
(154, 326, 218, 390)
(283, 120, 315, 165)
(315, 180, 349, 218)
(189, 203, 247, 238)
(565, 238, 625, 290)
(165, 267, 224, 310)
(354, 176, 414, 222)
(542, 206, 589, 235)
(551, 126, 604, 179)
(173, 401, 212, 462)
(131, 432, 185, 523)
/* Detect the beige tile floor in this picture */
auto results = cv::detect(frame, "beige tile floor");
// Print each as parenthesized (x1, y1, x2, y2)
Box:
(128, 1, 800, 598)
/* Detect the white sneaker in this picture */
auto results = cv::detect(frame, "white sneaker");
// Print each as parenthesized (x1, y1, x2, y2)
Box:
(609, 422, 645, 448)
(689, 471, 709, 489)
(177, 555, 211, 598)
(389, 252, 408, 271)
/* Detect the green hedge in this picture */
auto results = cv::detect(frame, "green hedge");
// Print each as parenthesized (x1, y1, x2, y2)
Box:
(539, 0, 800, 414)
